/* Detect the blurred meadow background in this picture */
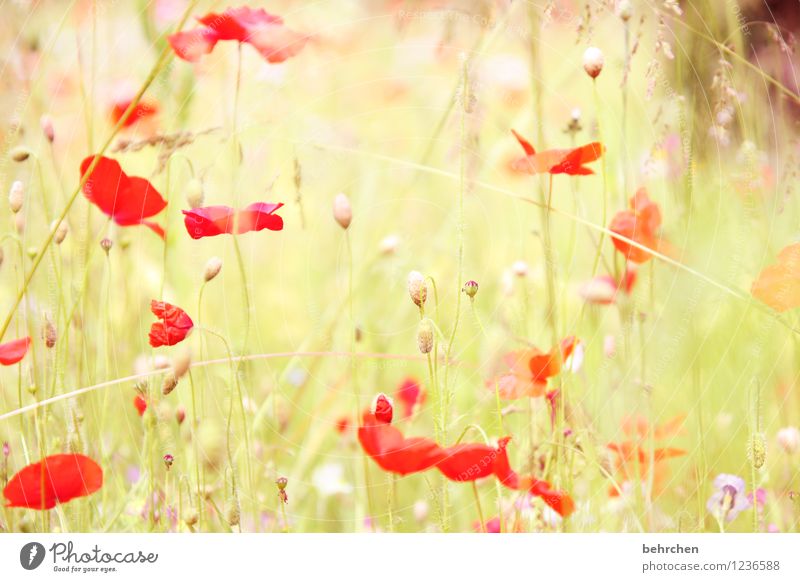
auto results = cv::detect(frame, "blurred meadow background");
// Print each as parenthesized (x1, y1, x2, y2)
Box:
(1, 0, 800, 533)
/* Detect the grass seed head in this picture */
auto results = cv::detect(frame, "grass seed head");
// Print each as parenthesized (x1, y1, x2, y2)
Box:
(161, 372, 179, 396)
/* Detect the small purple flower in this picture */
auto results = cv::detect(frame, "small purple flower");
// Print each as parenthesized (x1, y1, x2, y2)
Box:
(706, 474, 752, 523)
(2, 442, 9, 457)
(747, 488, 766, 508)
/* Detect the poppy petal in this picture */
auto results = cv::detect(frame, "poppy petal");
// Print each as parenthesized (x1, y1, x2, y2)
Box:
(511, 129, 536, 156)
(167, 29, 220, 62)
(0, 337, 31, 366)
(3, 454, 103, 510)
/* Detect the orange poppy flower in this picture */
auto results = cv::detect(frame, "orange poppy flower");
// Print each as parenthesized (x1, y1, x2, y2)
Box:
(609, 188, 664, 264)
(487, 337, 578, 399)
(3, 454, 103, 510)
(751, 242, 800, 312)
(510, 129, 603, 176)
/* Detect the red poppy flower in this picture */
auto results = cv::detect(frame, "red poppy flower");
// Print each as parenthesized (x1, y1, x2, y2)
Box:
(168, 7, 307, 63)
(182, 203, 284, 239)
(148, 300, 194, 347)
(134, 393, 147, 416)
(510, 129, 603, 175)
(487, 336, 578, 399)
(607, 415, 686, 497)
(3, 454, 103, 510)
(579, 266, 637, 305)
(80, 156, 167, 238)
(358, 396, 575, 517)
(751, 243, 800, 312)
(395, 377, 425, 418)
(609, 188, 664, 264)
(110, 98, 158, 128)
(0, 337, 31, 366)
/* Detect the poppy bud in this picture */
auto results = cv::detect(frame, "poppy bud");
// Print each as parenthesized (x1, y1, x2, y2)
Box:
(40, 115, 55, 143)
(379, 234, 400, 255)
(100, 238, 113, 254)
(8, 181, 24, 213)
(747, 432, 767, 469)
(185, 178, 204, 209)
(777, 427, 800, 454)
(583, 47, 605, 79)
(407, 271, 428, 307)
(176, 405, 186, 425)
(462, 280, 479, 299)
(52, 220, 68, 244)
(204, 256, 222, 282)
(275, 477, 289, 504)
(10, 146, 32, 162)
(617, 0, 632, 21)
(333, 192, 352, 229)
(417, 318, 434, 354)
(163, 454, 174, 470)
(413, 500, 429, 523)
(370, 393, 394, 424)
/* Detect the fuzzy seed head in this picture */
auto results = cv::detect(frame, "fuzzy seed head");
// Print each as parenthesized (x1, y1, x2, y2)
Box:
(747, 432, 767, 469)
(226, 497, 240, 526)
(407, 271, 428, 307)
(100, 238, 113, 254)
(8, 181, 24, 213)
(583, 47, 605, 79)
(333, 192, 352, 229)
(417, 318, 434, 354)
(204, 256, 223, 282)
